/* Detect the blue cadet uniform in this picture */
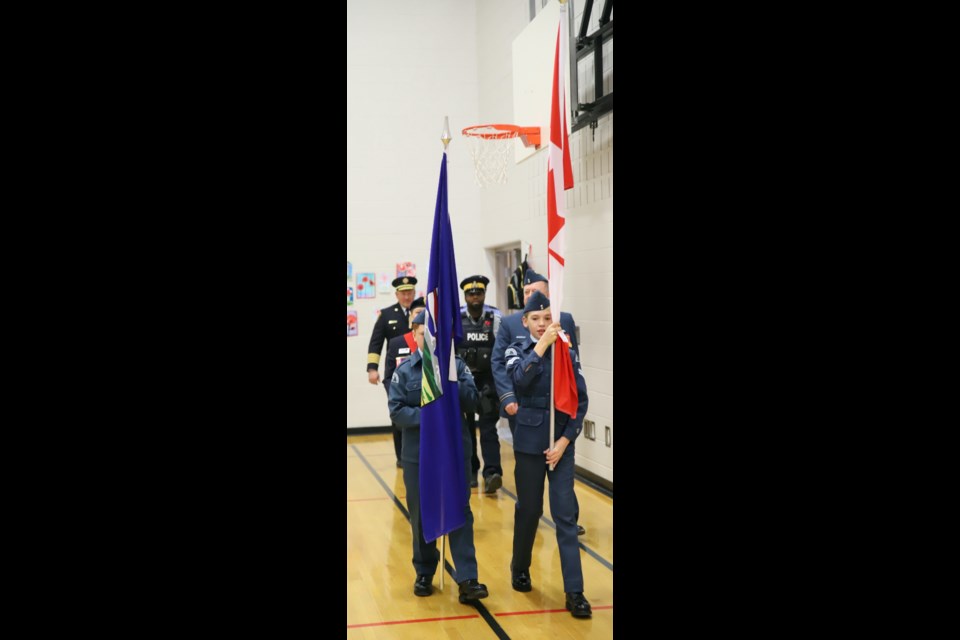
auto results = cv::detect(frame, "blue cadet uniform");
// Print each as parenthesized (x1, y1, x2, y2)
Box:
(505, 290, 592, 617)
(494, 269, 584, 537)
(383, 298, 425, 466)
(456, 275, 504, 493)
(387, 310, 489, 603)
(491, 268, 579, 424)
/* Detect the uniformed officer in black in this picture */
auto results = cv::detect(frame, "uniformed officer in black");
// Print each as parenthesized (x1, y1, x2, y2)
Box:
(388, 310, 489, 603)
(383, 297, 426, 467)
(505, 290, 592, 618)
(456, 275, 504, 493)
(367, 276, 417, 465)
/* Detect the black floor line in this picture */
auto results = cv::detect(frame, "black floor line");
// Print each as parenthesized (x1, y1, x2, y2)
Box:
(352, 445, 510, 639)
(498, 487, 614, 572)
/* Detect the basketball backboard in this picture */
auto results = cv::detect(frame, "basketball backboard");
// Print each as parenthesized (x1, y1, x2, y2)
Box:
(511, 1, 572, 164)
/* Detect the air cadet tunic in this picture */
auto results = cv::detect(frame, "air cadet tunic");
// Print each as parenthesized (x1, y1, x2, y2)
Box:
(505, 334, 589, 593)
(388, 350, 481, 582)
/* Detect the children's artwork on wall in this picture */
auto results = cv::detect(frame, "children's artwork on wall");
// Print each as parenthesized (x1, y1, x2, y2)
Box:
(356, 273, 376, 299)
(347, 310, 358, 337)
(347, 286, 354, 306)
(347, 261, 352, 280)
(396, 262, 416, 278)
(378, 273, 392, 295)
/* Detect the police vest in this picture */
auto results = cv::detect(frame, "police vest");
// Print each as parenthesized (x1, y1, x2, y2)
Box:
(456, 310, 495, 375)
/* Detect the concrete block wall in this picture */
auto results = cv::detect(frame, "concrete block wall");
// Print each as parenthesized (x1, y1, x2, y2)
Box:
(476, 1, 613, 482)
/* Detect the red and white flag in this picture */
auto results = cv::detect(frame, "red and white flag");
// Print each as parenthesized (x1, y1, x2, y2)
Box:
(546, 6, 578, 420)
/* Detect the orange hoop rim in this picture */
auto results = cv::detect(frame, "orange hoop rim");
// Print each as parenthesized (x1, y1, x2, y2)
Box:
(461, 123, 541, 146)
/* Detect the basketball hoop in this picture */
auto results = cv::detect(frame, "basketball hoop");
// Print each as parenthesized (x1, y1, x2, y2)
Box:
(461, 124, 541, 187)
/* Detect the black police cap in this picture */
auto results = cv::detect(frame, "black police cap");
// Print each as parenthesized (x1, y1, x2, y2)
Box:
(460, 275, 490, 293)
(392, 276, 417, 291)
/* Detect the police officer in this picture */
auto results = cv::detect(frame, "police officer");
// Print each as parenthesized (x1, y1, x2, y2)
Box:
(456, 275, 504, 493)
(383, 297, 426, 467)
(388, 310, 490, 603)
(367, 276, 417, 466)
(504, 290, 591, 618)
(491, 267, 585, 535)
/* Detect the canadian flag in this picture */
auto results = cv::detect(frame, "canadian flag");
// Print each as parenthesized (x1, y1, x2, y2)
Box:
(546, 7, 578, 420)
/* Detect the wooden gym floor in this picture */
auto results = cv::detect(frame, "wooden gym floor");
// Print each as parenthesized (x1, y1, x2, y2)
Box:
(347, 431, 613, 638)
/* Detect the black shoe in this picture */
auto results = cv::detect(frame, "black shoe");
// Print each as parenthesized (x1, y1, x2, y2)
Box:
(414, 575, 433, 597)
(470, 477, 478, 488)
(483, 473, 502, 494)
(457, 578, 489, 603)
(511, 569, 532, 592)
(565, 592, 592, 617)
(577, 525, 585, 536)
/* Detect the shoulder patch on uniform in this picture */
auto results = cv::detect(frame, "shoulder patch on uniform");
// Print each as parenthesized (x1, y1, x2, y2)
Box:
(507, 356, 520, 367)
(391, 372, 399, 383)
(505, 347, 517, 357)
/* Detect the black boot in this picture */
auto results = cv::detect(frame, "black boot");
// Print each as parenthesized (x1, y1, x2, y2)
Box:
(413, 575, 433, 596)
(457, 578, 489, 603)
(511, 569, 532, 592)
(565, 592, 592, 618)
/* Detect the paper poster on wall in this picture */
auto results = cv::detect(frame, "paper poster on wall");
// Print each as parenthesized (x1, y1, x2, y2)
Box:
(396, 262, 416, 278)
(347, 310, 358, 337)
(356, 273, 376, 299)
(347, 286, 354, 306)
(347, 261, 352, 280)
(378, 273, 392, 294)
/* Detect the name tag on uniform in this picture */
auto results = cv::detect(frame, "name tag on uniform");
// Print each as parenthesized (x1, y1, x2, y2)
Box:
(388, 320, 398, 324)
(398, 347, 410, 355)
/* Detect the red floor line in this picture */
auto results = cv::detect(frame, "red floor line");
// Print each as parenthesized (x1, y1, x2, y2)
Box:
(495, 605, 613, 617)
(347, 613, 480, 628)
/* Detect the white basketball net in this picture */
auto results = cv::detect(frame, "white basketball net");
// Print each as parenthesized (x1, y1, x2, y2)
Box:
(463, 127, 517, 187)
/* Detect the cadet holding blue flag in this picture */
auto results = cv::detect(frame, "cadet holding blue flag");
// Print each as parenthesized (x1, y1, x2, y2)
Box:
(388, 311, 489, 602)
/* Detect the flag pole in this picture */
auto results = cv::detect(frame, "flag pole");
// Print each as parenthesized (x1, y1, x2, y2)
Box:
(439, 114, 452, 591)
(549, 344, 556, 471)
(547, 0, 567, 471)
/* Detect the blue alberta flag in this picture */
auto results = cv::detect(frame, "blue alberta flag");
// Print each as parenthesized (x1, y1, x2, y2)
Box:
(419, 152, 466, 543)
